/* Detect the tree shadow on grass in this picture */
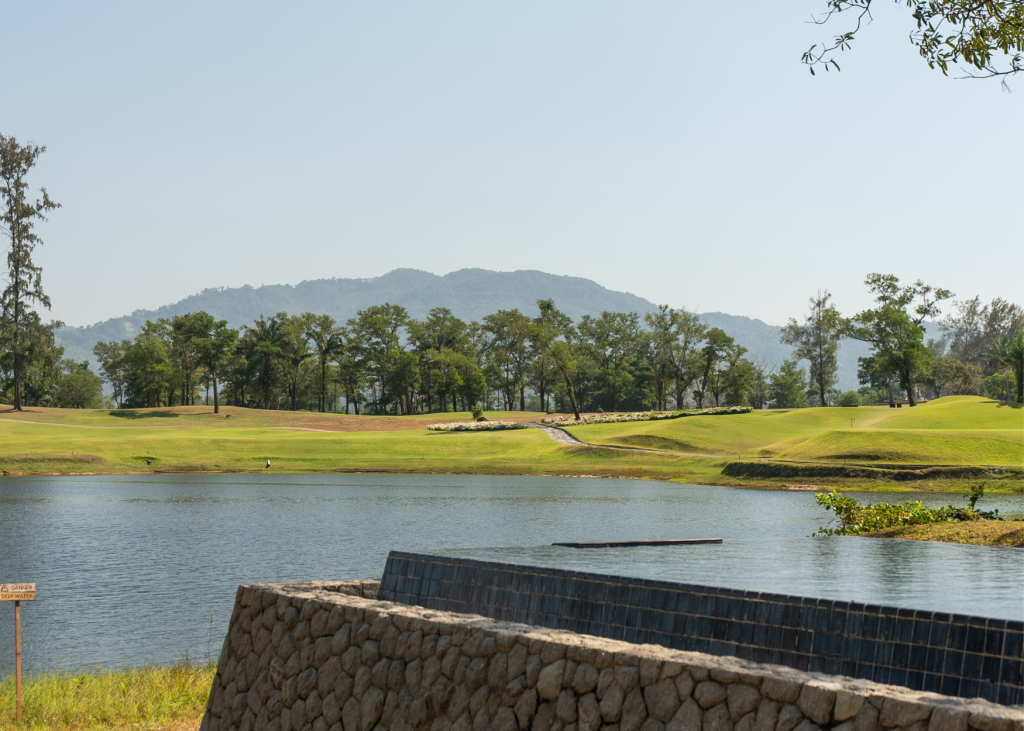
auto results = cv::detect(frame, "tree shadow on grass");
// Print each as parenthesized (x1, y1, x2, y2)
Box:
(108, 410, 180, 419)
(994, 402, 1023, 409)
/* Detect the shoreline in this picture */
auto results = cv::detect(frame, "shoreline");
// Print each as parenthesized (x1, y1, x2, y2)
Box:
(1, 465, 1021, 493)
(0, 400, 1018, 493)
(860, 519, 1024, 546)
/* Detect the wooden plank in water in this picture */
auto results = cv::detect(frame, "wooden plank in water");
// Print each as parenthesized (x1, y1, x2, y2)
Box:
(552, 539, 722, 548)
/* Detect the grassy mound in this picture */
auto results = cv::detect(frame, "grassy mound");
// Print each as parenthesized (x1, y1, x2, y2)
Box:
(602, 434, 714, 453)
(765, 431, 1022, 466)
(862, 520, 1023, 547)
(567, 397, 1023, 467)
(868, 395, 1023, 430)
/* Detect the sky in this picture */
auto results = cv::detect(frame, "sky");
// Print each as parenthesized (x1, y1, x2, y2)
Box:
(5, 1, 1022, 328)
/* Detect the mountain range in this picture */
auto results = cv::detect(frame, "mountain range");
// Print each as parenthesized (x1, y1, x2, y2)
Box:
(57, 268, 907, 392)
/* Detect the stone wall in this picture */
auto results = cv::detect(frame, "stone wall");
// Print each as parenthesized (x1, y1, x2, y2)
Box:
(200, 581, 1022, 731)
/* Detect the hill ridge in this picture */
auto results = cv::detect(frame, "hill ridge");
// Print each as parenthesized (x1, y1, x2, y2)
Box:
(55, 267, 890, 390)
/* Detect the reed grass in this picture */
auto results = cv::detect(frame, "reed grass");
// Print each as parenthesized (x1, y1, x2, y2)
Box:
(0, 660, 214, 730)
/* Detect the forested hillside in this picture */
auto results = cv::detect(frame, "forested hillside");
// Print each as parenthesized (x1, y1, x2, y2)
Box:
(58, 269, 652, 355)
(56, 268, 912, 390)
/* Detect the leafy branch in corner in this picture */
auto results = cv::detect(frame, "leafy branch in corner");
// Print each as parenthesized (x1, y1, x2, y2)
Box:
(802, 0, 1024, 86)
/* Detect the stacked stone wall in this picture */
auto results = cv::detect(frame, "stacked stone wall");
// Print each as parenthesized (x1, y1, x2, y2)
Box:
(201, 581, 1021, 731)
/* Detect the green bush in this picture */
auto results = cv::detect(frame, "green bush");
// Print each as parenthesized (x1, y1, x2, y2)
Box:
(471, 404, 484, 420)
(836, 391, 861, 407)
(857, 387, 890, 405)
(812, 485, 999, 536)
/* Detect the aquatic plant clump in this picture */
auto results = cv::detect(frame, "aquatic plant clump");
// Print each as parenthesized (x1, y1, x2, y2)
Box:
(540, 405, 751, 426)
(813, 484, 1001, 536)
(426, 420, 527, 431)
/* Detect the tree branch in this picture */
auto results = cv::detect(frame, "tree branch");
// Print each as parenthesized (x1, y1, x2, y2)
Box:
(803, 0, 1023, 82)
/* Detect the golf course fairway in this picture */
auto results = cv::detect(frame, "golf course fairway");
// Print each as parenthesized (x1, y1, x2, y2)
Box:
(0, 396, 1018, 492)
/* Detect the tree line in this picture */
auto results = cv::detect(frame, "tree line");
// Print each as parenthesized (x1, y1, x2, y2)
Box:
(84, 276, 1024, 415)
(2, 134, 1021, 412)
(87, 301, 791, 416)
(781, 278, 1024, 407)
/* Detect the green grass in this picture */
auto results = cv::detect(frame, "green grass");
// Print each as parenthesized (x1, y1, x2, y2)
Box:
(0, 397, 1018, 492)
(564, 397, 1023, 466)
(867, 395, 1023, 430)
(862, 520, 1024, 547)
(763, 431, 1022, 465)
(0, 413, 720, 482)
(0, 661, 215, 730)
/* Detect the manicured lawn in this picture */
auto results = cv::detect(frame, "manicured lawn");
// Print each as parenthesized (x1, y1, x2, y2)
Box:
(761, 430, 1022, 465)
(868, 396, 1023, 430)
(0, 415, 716, 481)
(562, 397, 1023, 466)
(0, 396, 1018, 492)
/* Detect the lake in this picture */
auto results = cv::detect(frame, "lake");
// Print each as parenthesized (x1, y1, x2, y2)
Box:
(0, 474, 1021, 674)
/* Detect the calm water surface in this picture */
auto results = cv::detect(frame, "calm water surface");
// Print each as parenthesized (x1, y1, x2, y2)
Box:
(0, 474, 1020, 674)
(442, 541, 1024, 620)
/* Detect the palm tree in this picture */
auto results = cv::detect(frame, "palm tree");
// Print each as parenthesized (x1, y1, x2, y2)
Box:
(240, 317, 284, 408)
(992, 333, 1024, 403)
(306, 315, 344, 412)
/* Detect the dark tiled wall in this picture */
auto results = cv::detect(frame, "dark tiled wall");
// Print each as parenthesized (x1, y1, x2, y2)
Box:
(378, 552, 1023, 706)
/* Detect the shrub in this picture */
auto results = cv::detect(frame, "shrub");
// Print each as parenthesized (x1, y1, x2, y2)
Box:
(426, 420, 525, 432)
(540, 406, 751, 426)
(812, 484, 999, 536)
(471, 404, 484, 420)
(837, 391, 861, 407)
(857, 387, 890, 405)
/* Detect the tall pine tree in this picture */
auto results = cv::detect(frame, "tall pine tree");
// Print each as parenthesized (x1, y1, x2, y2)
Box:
(0, 135, 60, 411)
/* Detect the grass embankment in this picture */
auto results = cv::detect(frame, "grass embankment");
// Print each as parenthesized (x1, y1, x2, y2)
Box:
(862, 520, 1024, 547)
(562, 397, 1023, 491)
(0, 662, 214, 730)
(0, 397, 1019, 492)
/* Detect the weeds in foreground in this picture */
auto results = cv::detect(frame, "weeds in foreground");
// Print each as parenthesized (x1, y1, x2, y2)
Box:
(0, 659, 215, 729)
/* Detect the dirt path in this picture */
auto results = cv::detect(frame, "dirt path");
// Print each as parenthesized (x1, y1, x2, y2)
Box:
(0, 410, 552, 433)
(523, 423, 731, 458)
(0, 419, 335, 432)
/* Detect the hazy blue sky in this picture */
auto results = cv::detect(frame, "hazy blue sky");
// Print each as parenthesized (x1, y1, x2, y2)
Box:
(6, 1, 1022, 327)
